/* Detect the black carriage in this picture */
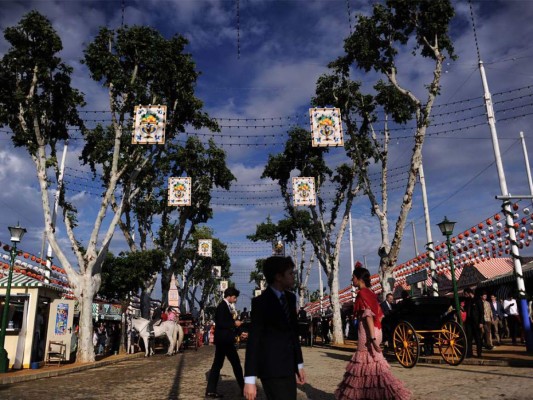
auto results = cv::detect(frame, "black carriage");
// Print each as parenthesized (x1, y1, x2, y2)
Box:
(385, 297, 467, 368)
(179, 314, 198, 351)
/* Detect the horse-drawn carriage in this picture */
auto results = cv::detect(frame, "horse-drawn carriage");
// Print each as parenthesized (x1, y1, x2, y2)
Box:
(178, 314, 199, 351)
(385, 296, 467, 368)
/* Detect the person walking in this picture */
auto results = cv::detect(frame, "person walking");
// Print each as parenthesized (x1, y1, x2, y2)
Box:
(205, 287, 245, 398)
(335, 267, 411, 400)
(464, 288, 484, 358)
(489, 294, 504, 345)
(503, 294, 521, 345)
(480, 292, 494, 349)
(244, 256, 305, 400)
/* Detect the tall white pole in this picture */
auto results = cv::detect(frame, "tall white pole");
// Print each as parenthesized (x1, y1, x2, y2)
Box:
(419, 163, 438, 296)
(520, 132, 533, 195)
(479, 61, 532, 352)
(44, 141, 68, 284)
(318, 260, 324, 316)
(349, 212, 355, 303)
(411, 221, 419, 256)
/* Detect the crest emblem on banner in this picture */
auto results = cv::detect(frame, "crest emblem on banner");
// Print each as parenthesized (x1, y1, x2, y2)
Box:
(168, 177, 191, 206)
(220, 280, 229, 292)
(272, 240, 285, 256)
(198, 239, 212, 257)
(133, 105, 167, 144)
(309, 108, 343, 147)
(292, 177, 316, 206)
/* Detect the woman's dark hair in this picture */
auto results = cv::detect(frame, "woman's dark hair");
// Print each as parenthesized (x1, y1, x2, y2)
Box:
(263, 256, 295, 284)
(352, 267, 371, 287)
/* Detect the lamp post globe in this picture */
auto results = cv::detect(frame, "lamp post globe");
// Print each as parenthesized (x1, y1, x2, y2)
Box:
(437, 217, 462, 327)
(0, 224, 26, 373)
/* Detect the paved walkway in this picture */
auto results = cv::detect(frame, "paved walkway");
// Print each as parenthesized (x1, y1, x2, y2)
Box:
(0, 340, 532, 399)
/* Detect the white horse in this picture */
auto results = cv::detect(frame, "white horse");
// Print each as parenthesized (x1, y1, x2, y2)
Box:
(130, 317, 184, 356)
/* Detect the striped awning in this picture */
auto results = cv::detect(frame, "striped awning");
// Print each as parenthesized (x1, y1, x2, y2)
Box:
(478, 260, 533, 288)
(0, 272, 66, 292)
(474, 258, 514, 278)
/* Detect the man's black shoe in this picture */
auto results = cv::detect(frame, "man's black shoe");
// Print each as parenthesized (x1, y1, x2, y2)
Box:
(205, 393, 224, 398)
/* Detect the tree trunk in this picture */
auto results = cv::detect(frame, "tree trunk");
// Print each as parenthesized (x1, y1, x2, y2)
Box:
(327, 265, 344, 345)
(160, 268, 172, 306)
(140, 290, 151, 319)
(76, 279, 96, 362)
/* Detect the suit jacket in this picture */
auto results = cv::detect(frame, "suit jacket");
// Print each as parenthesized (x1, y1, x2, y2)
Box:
(464, 296, 484, 326)
(214, 300, 237, 346)
(380, 300, 394, 316)
(490, 300, 504, 320)
(245, 287, 303, 379)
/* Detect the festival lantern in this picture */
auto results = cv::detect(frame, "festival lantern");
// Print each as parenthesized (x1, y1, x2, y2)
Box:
(167, 177, 192, 206)
(198, 239, 212, 257)
(309, 108, 344, 147)
(292, 177, 316, 206)
(132, 105, 167, 144)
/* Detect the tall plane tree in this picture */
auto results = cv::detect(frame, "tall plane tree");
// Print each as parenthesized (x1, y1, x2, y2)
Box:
(177, 226, 231, 316)
(82, 25, 234, 318)
(262, 125, 366, 344)
(0, 12, 106, 361)
(324, 0, 456, 291)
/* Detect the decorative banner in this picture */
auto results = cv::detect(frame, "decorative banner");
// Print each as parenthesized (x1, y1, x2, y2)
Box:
(272, 240, 285, 256)
(168, 177, 191, 206)
(213, 266, 221, 277)
(309, 107, 344, 147)
(292, 177, 316, 206)
(54, 303, 69, 335)
(198, 239, 212, 257)
(220, 280, 229, 292)
(133, 105, 167, 144)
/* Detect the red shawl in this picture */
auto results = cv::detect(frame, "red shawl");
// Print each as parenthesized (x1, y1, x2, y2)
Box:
(353, 287, 384, 330)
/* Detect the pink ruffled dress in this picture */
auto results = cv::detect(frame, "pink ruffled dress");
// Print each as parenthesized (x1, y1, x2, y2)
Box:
(335, 288, 411, 400)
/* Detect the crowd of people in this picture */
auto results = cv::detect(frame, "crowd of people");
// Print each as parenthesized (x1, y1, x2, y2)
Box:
(200, 255, 533, 400)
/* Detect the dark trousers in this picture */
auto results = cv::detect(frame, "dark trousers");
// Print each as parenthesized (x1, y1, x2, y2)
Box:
(262, 376, 297, 400)
(206, 342, 244, 393)
(466, 323, 483, 357)
(508, 315, 521, 344)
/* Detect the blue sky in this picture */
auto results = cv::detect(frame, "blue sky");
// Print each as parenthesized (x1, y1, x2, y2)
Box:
(2, 0, 533, 309)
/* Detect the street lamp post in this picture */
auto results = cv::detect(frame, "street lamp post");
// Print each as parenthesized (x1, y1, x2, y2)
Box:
(437, 217, 463, 327)
(0, 224, 26, 373)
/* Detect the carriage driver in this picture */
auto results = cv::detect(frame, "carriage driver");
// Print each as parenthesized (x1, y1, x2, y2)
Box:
(149, 303, 166, 338)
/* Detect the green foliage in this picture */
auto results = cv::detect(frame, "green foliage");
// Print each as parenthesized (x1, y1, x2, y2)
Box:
(0, 11, 84, 158)
(309, 288, 327, 303)
(336, 0, 455, 74)
(249, 259, 265, 288)
(99, 249, 165, 301)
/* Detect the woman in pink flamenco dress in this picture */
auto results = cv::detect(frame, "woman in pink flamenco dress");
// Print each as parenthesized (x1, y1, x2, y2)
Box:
(335, 267, 411, 400)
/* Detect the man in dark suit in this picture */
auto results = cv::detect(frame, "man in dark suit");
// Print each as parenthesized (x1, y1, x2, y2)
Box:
(380, 293, 395, 347)
(464, 287, 484, 358)
(380, 293, 395, 316)
(205, 287, 244, 398)
(244, 256, 305, 400)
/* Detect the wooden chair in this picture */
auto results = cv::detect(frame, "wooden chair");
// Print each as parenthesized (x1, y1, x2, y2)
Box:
(45, 340, 66, 366)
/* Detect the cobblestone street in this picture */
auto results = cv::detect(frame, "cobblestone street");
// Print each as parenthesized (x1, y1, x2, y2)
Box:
(1, 346, 532, 400)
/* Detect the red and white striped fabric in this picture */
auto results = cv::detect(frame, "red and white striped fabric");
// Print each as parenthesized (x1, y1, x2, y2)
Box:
(474, 258, 513, 278)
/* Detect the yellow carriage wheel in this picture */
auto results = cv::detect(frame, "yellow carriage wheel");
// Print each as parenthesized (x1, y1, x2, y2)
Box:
(437, 320, 467, 366)
(392, 321, 420, 368)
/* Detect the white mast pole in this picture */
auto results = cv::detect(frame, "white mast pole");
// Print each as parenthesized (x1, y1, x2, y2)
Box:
(419, 163, 438, 296)
(479, 61, 532, 352)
